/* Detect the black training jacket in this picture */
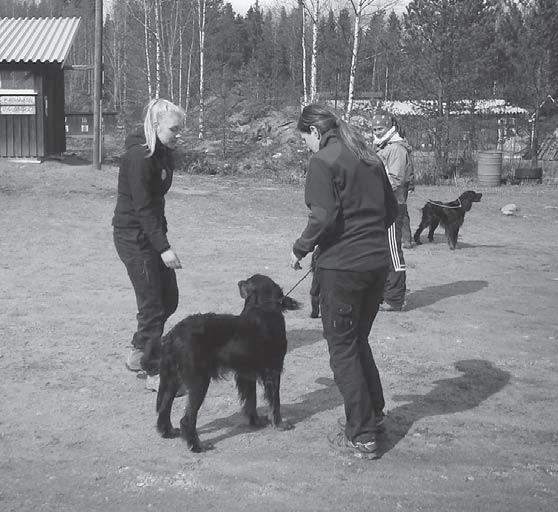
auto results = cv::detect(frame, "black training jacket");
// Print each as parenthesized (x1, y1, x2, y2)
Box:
(111, 131, 174, 253)
(293, 130, 397, 272)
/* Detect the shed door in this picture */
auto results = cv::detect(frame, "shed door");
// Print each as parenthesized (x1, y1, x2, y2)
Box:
(0, 70, 40, 158)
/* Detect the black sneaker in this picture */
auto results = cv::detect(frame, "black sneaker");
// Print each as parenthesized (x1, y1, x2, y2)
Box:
(327, 431, 378, 460)
(337, 411, 386, 433)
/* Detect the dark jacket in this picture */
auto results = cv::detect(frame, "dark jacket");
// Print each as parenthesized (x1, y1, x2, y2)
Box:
(112, 131, 174, 253)
(293, 131, 397, 272)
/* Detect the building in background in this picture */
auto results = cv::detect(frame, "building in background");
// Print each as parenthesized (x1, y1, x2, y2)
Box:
(0, 17, 81, 159)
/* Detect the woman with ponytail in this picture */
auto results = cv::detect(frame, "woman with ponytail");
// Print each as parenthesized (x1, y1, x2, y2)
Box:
(112, 98, 185, 391)
(291, 103, 397, 459)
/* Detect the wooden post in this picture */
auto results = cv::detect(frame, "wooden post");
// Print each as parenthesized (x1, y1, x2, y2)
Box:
(93, 0, 103, 169)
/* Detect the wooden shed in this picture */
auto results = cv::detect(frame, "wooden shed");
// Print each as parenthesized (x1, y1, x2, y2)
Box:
(0, 17, 81, 159)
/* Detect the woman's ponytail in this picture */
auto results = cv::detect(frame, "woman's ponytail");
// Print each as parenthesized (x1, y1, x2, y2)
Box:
(298, 103, 377, 164)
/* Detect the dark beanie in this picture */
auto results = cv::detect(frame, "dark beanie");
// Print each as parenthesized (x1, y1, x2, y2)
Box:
(371, 109, 391, 128)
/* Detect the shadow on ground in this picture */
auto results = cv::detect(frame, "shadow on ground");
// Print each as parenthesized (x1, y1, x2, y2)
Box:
(376, 359, 511, 457)
(43, 153, 92, 166)
(198, 377, 341, 446)
(287, 328, 323, 351)
(198, 360, 509, 454)
(405, 280, 488, 311)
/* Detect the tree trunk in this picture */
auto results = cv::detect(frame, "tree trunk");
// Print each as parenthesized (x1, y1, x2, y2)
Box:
(185, 14, 195, 115)
(384, 63, 389, 101)
(346, 4, 362, 117)
(530, 107, 539, 168)
(300, 1, 308, 104)
(197, 0, 206, 139)
(143, 0, 152, 98)
(178, 22, 183, 106)
(155, 0, 161, 98)
(310, 0, 318, 102)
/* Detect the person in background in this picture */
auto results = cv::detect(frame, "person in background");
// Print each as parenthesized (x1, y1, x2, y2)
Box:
(392, 119, 415, 249)
(112, 98, 184, 391)
(372, 109, 414, 311)
(291, 104, 398, 459)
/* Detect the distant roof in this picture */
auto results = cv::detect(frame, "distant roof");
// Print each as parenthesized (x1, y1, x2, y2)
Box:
(381, 99, 529, 116)
(538, 136, 558, 161)
(0, 17, 81, 66)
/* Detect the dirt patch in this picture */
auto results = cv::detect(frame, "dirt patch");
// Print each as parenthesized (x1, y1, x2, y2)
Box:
(1, 160, 557, 511)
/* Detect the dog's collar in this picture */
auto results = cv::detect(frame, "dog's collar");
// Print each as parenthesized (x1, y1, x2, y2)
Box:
(427, 198, 462, 209)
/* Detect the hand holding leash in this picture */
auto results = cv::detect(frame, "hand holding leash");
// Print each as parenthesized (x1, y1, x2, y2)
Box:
(290, 251, 302, 270)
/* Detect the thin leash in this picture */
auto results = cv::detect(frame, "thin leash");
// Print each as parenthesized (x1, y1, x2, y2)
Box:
(284, 268, 313, 297)
(412, 190, 463, 209)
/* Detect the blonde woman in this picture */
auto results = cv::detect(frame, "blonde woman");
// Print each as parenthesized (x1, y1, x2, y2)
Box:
(112, 99, 185, 388)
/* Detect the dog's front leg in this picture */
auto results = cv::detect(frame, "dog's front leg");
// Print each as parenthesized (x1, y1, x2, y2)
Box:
(236, 374, 265, 427)
(263, 373, 293, 431)
(446, 226, 459, 250)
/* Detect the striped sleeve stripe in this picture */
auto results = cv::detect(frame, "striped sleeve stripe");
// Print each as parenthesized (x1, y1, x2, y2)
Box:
(387, 224, 406, 272)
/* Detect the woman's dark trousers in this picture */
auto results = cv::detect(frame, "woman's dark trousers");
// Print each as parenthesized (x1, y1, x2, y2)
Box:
(318, 267, 388, 443)
(113, 228, 178, 372)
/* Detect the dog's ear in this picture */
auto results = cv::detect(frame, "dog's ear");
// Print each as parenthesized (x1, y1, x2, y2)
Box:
(238, 279, 255, 299)
(281, 296, 302, 311)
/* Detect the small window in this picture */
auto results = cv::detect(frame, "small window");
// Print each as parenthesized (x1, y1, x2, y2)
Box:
(81, 125, 89, 133)
(0, 70, 35, 91)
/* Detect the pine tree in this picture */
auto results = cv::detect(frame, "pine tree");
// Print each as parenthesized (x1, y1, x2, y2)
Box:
(402, 0, 499, 171)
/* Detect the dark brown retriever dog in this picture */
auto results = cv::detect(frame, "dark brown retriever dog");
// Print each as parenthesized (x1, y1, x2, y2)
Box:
(155, 274, 301, 452)
(413, 190, 482, 250)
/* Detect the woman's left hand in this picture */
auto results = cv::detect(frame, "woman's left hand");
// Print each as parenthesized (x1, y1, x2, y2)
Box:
(290, 251, 302, 270)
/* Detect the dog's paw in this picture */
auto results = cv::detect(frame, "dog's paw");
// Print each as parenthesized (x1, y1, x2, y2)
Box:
(190, 440, 215, 452)
(274, 419, 294, 431)
(249, 416, 269, 429)
(159, 426, 181, 439)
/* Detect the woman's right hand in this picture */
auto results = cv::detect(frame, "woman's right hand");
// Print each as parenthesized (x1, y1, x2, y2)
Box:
(290, 251, 302, 270)
(161, 249, 182, 269)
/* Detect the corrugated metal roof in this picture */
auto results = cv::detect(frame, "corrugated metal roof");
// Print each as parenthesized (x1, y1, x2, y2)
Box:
(0, 17, 81, 65)
(538, 136, 558, 161)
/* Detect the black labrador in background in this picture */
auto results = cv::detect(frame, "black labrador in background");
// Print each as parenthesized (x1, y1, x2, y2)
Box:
(413, 190, 482, 250)
(156, 274, 301, 452)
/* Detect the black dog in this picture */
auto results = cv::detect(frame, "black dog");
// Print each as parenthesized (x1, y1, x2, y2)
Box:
(155, 274, 301, 452)
(413, 190, 482, 250)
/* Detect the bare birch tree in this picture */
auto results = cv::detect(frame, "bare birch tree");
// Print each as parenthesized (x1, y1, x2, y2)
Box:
(185, 13, 196, 114)
(154, 0, 161, 98)
(299, 0, 308, 104)
(197, 0, 207, 139)
(345, 0, 395, 116)
(143, 0, 153, 98)
(300, 0, 320, 103)
(310, 0, 319, 102)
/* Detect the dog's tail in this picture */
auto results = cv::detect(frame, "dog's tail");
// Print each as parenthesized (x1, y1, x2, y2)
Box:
(281, 296, 302, 311)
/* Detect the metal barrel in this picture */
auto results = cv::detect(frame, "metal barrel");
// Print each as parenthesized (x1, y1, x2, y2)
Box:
(477, 151, 503, 186)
